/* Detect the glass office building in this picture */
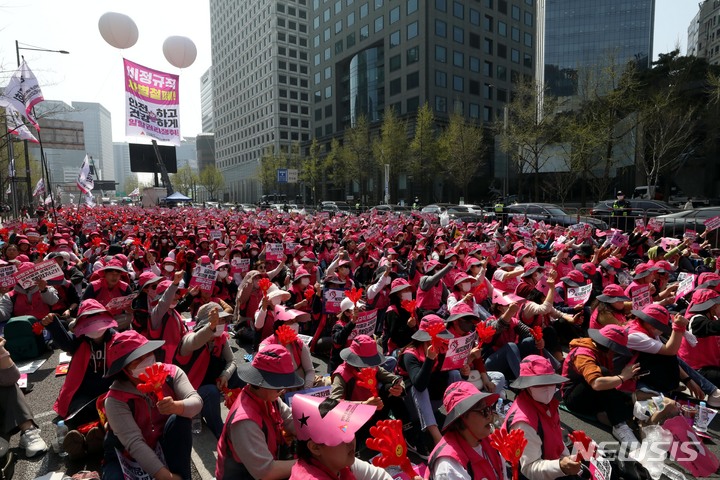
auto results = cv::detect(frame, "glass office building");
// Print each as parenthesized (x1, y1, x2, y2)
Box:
(542, 0, 655, 97)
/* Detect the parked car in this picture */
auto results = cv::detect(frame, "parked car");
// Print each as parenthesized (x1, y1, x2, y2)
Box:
(370, 204, 413, 215)
(420, 203, 456, 215)
(653, 207, 720, 241)
(446, 205, 495, 222)
(503, 203, 608, 229)
(590, 199, 679, 227)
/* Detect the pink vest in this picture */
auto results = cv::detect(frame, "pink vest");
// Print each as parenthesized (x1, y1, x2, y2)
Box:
(554, 260, 573, 280)
(290, 458, 357, 480)
(504, 391, 565, 461)
(491, 271, 519, 293)
(332, 363, 374, 401)
(9, 290, 50, 318)
(679, 314, 720, 370)
(89, 279, 129, 305)
(489, 317, 520, 351)
(215, 386, 284, 480)
(107, 365, 178, 450)
(54, 340, 92, 417)
(417, 281, 443, 311)
(427, 431, 504, 480)
(148, 309, 187, 364)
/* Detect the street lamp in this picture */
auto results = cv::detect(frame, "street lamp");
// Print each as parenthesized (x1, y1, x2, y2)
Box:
(14, 41, 69, 208)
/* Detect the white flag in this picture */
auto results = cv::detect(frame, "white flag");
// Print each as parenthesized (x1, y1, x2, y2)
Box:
(2, 101, 38, 143)
(76, 155, 94, 194)
(1, 60, 44, 130)
(44, 194, 53, 205)
(8, 158, 15, 178)
(85, 193, 95, 207)
(32, 178, 45, 197)
(129, 187, 140, 197)
(5, 184, 11, 195)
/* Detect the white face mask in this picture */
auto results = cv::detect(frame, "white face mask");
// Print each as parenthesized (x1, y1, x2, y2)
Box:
(161, 239, 168, 244)
(218, 270, 228, 279)
(529, 385, 556, 404)
(270, 296, 282, 306)
(300, 278, 310, 287)
(85, 328, 107, 340)
(400, 291, 413, 301)
(130, 356, 156, 379)
(164, 265, 174, 272)
(287, 322, 300, 333)
(218, 250, 227, 256)
(213, 324, 226, 337)
(459, 282, 471, 293)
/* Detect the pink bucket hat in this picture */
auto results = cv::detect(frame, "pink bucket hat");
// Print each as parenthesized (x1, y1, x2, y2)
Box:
(292, 394, 376, 446)
(439, 381, 499, 431)
(510, 355, 569, 389)
(340, 334, 385, 368)
(273, 305, 311, 323)
(687, 289, 720, 314)
(73, 299, 118, 337)
(631, 303, 671, 335)
(596, 284, 630, 303)
(411, 314, 453, 342)
(237, 343, 304, 389)
(105, 330, 164, 377)
(588, 324, 631, 356)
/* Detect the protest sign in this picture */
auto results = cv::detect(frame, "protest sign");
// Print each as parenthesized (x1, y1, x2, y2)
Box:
(0, 264, 17, 288)
(106, 293, 139, 314)
(704, 215, 720, 232)
(635, 218, 645, 229)
(609, 231, 628, 248)
(647, 218, 663, 233)
(535, 275, 550, 296)
(567, 284, 592, 307)
(442, 332, 477, 371)
(523, 237, 535, 250)
(14, 260, 63, 290)
(349, 309, 378, 341)
(189, 265, 218, 293)
(209, 229, 222, 241)
(265, 243, 285, 262)
(231, 258, 250, 276)
(323, 288, 346, 314)
(479, 242, 497, 257)
(631, 285, 652, 310)
(683, 229, 697, 242)
(511, 214, 525, 225)
(284, 242, 299, 254)
(675, 272, 695, 302)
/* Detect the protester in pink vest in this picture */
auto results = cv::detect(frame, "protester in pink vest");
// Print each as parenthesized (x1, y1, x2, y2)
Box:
(679, 289, 720, 395)
(490, 254, 523, 293)
(289, 394, 391, 479)
(561, 325, 641, 445)
(427, 381, 503, 480)
(215, 344, 304, 480)
(416, 259, 453, 318)
(588, 284, 630, 330)
(504, 355, 582, 479)
(103, 331, 201, 480)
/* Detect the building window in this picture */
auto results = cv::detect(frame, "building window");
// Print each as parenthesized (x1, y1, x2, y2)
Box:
(325, 66, 333, 79)
(347, 32, 356, 47)
(497, 43, 506, 58)
(360, 2, 369, 18)
(325, 85, 332, 98)
(497, 89, 507, 102)
(348, 11, 355, 26)
(374, 15, 384, 32)
(469, 33, 480, 48)
(497, 65, 507, 80)
(483, 38, 493, 54)
(435, 0, 447, 12)
(390, 6, 400, 24)
(435, 19, 447, 37)
(512, 5, 520, 20)
(453, 51, 463, 67)
(435, 96, 447, 113)
(524, 53, 533, 68)
(469, 80, 480, 95)
(406, 71, 419, 89)
(483, 83, 493, 99)
(407, 0, 418, 14)
(360, 24, 369, 39)
(453, 100, 463, 114)
(453, 26, 464, 43)
(407, 21, 418, 39)
(407, 96, 419, 112)
(498, 21, 507, 36)
(469, 56, 480, 72)
(407, 46, 419, 64)
(314, 72, 321, 84)
(435, 70, 447, 87)
(469, 103, 480, 119)
(483, 0, 493, 8)
(435, 45, 447, 62)
(511, 48, 519, 63)
(389, 54, 402, 71)
(483, 106, 493, 122)
(453, 1, 463, 19)
(453, 75, 464, 92)
(314, 91, 322, 102)
(324, 28, 331, 42)
(390, 78, 402, 95)
(335, 20, 343, 33)
(470, 8, 480, 25)
(483, 15, 493, 32)
(325, 105, 333, 116)
(390, 30, 401, 48)
(511, 27, 520, 42)
(483, 61, 493, 76)
(375, 0, 383, 9)
(525, 11, 533, 26)
(324, 7, 331, 21)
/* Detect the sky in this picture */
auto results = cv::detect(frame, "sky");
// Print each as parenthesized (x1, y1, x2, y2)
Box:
(0, 0, 701, 144)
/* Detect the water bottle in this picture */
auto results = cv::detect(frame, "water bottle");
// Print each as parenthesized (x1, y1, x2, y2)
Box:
(661, 465, 687, 480)
(494, 399, 505, 427)
(192, 414, 202, 434)
(54, 420, 68, 456)
(696, 401, 709, 433)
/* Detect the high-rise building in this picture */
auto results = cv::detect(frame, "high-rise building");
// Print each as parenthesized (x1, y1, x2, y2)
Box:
(200, 67, 215, 133)
(197, 133, 216, 172)
(687, 0, 720, 65)
(311, 0, 536, 136)
(113, 143, 134, 195)
(209, 0, 311, 203)
(177, 137, 199, 172)
(541, 0, 655, 97)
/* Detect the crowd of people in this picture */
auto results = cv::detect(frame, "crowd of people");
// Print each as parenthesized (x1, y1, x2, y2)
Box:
(0, 203, 718, 480)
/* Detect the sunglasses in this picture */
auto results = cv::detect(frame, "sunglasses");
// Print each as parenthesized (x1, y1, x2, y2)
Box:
(469, 405, 494, 417)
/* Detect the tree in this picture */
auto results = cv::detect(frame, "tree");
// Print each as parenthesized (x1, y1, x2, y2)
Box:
(124, 174, 140, 194)
(372, 107, 408, 204)
(199, 165, 224, 201)
(257, 147, 284, 195)
(499, 79, 562, 201)
(300, 138, 323, 205)
(409, 102, 439, 203)
(323, 138, 346, 199)
(438, 112, 486, 200)
(341, 115, 374, 204)
(171, 162, 199, 197)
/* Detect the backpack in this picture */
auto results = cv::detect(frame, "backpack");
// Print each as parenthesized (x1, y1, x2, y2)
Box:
(4, 316, 47, 361)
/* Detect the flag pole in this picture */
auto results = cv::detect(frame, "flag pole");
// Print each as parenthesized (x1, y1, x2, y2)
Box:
(2, 115, 18, 219)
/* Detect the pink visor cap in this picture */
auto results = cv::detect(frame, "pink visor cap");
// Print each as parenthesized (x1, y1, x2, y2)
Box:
(292, 394, 376, 446)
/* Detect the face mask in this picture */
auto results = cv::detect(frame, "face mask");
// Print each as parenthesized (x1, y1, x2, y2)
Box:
(218, 250, 226, 256)
(400, 291, 413, 301)
(161, 239, 168, 244)
(300, 278, 310, 287)
(86, 328, 107, 340)
(287, 322, 300, 333)
(164, 265, 174, 272)
(130, 356, 156, 378)
(230, 236, 236, 241)
(529, 385, 556, 404)
(250, 250, 259, 256)
(460, 283, 471, 293)
(270, 296, 282, 306)
(213, 324, 226, 337)
(218, 270, 228, 279)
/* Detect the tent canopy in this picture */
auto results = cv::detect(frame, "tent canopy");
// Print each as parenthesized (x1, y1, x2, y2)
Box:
(165, 192, 191, 201)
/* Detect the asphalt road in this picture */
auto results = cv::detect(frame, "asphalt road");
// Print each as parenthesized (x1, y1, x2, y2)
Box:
(7, 341, 720, 480)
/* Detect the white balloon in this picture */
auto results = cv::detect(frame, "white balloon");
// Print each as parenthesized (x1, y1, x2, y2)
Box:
(162, 36, 197, 69)
(98, 12, 139, 50)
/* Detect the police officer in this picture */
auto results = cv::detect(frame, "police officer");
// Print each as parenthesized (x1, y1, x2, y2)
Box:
(611, 190, 631, 230)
